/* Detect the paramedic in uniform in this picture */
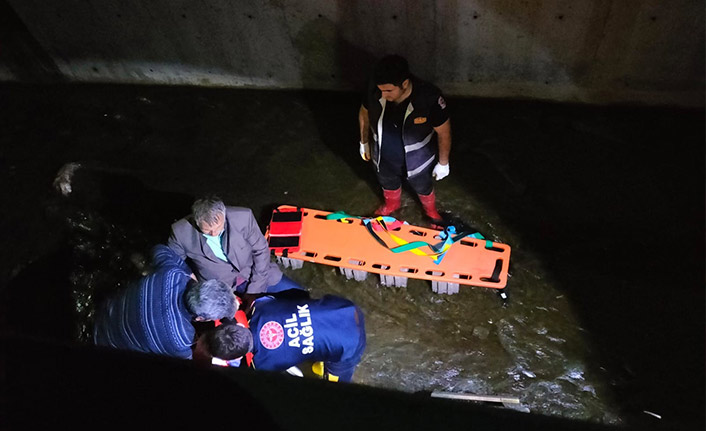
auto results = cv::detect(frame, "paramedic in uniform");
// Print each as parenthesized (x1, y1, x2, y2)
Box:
(200, 292, 366, 383)
(358, 55, 451, 224)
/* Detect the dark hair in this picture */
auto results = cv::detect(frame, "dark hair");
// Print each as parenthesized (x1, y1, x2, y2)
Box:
(373, 55, 410, 87)
(185, 279, 236, 321)
(207, 322, 253, 360)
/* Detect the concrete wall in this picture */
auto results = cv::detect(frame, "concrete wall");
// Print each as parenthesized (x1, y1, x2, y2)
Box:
(1, 0, 703, 106)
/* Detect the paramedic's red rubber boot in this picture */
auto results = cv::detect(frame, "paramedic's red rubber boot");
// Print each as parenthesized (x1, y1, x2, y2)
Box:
(375, 187, 402, 216)
(418, 190, 443, 228)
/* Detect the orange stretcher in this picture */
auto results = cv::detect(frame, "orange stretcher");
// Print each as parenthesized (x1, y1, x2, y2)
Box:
(265, 205, 511, 293)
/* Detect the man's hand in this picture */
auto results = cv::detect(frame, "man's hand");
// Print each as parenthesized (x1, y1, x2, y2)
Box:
(359, 141, 371, 161)
(432, 162, 450, 181)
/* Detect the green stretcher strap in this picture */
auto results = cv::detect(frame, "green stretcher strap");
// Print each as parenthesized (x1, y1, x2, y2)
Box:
(368, 217, 463, 258)
(326, 211, 361, 221)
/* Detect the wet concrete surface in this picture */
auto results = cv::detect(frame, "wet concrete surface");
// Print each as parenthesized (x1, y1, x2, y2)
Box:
(0, 82, 703, 429)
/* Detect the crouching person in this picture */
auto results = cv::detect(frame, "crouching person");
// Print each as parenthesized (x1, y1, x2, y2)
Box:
(200, 294, 366, 382)
(94, 244, 237, 359)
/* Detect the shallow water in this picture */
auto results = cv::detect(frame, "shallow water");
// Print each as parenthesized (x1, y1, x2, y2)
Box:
(0, 83, 702, 428)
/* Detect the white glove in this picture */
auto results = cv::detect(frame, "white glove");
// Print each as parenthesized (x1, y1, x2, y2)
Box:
(432, 162, 450, 181)
(359, 141, 371, 161)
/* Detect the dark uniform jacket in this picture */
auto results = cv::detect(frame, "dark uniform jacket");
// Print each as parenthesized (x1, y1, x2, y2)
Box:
(249, 295, 366, 377)
(364, 77, 449, 178)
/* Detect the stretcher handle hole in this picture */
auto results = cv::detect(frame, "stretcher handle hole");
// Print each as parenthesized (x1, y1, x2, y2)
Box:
(480, 259, 503, 283)
(372, 263, 391, 270)
(271, 211, 303, 222)
(348, 259, 366, 266)
(400, 267, 418, 274)
(453, 273, 472, 280)
(425, 270, 445, 277)
(314, 214, 328, 219)
(459, 240, 478, 247)
(409, 230, 426, 237)
(486, 245, 504, 252)
(303, 251, 317, 258)
(268, 236, 299, 248)
(324, 255, 342, 262)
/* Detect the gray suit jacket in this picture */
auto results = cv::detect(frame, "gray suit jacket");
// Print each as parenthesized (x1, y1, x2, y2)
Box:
(167, 206, 282, 294)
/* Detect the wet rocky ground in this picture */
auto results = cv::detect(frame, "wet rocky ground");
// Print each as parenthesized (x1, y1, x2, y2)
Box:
(0, 82, 703, 429)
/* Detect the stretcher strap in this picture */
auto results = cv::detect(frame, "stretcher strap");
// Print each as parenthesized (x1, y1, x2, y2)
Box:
(327, 211, 406, 231)
(363, 217, 481, 264)
(328, 212, 488, 263)
(326, 211, 360, 223)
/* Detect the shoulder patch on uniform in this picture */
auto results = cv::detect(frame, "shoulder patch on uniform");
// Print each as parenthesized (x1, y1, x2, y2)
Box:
(438, 96, 447, 109)
(414, 116, 427, 124)
(260, 321, 284, 349)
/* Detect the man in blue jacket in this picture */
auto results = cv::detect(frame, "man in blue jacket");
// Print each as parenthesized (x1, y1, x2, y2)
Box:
(358, 55, 451, 224)
(201, 292, 366, 382)
(94, 245, 238, 359)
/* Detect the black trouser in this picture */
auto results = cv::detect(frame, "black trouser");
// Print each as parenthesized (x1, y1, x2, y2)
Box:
(376, 159, 434, 195)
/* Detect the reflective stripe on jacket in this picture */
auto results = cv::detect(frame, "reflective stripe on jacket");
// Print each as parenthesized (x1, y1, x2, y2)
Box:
(366, 78, 442, 178)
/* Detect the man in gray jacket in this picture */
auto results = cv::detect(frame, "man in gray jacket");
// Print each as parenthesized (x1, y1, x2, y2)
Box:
(168, 197, 301, 306)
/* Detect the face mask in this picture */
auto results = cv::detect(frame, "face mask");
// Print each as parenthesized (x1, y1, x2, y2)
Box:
(202, 230, 223, 240)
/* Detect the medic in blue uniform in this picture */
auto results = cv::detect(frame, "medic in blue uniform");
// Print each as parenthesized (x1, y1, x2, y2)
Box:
(204, 292, 366, 383)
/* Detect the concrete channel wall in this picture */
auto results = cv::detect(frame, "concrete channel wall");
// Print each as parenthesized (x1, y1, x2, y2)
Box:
(1, 0, 703, 106)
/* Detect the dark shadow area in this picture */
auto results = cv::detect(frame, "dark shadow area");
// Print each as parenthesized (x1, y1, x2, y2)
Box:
(2, 335, 621, 431)
(450, 98, 705, 428)
(57, 163, 194, 241)
(3, 335, 279, 429)
(1, 244, 75, 341)
(295, 18, 380, 208)
(1, 163, 193, 342)
(0, 0, 64, 82)
(299, 89, 380, 203)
